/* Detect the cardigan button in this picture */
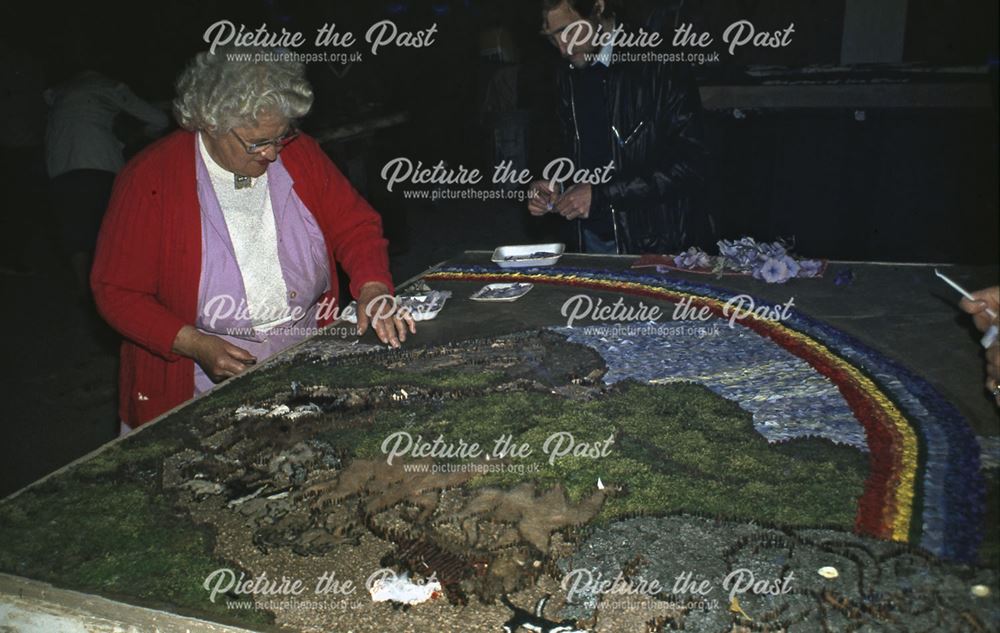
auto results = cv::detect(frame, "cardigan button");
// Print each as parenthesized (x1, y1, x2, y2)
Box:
(289, 290, 297, 299)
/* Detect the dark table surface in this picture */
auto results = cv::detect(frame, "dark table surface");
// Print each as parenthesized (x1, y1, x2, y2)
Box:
(364, 252, 1000, 434)
(1, 251, 995, 632)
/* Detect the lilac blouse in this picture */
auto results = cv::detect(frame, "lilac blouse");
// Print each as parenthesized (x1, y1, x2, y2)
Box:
(192, 141, 331, 394)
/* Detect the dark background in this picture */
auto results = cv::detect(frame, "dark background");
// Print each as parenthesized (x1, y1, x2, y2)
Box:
(0, 0, 997, 496)
(4, 0, 997, 261)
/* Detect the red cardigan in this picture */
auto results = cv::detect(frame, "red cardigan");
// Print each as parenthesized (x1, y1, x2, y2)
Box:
(91, 130, 394, 427)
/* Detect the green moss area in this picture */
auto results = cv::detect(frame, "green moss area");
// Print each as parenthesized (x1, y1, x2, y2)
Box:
(0, 442, 271, 629)
(0, 340, 868, 623)
(334, 381, 868, 528)
(186, 359, 507, 418)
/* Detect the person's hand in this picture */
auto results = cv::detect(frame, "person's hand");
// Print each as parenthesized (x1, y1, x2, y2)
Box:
(172, 325, 256, 383)
(527, 180, 556, 216)
(960, 286, 999, 333)
(959, 286, 1000, 404)
(554, 183, 592, 220)
(356, 281, 416, 349)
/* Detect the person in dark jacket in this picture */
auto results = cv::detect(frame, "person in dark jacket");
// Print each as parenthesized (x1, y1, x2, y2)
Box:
(527, 0, 710, 254)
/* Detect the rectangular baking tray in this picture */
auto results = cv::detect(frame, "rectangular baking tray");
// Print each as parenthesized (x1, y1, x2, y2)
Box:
(491, 243, 565, 268)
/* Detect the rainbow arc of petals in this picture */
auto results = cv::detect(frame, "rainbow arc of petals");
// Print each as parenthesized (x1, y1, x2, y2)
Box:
(425, 266, 984, 561)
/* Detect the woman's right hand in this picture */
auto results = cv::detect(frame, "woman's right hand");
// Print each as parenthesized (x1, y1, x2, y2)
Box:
(172, 325, 257, 383)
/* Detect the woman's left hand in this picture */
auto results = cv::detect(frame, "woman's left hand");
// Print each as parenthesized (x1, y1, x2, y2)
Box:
(356, 281, 416, 348)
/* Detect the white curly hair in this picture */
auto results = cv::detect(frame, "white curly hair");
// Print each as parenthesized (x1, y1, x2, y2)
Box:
(173, 48, 314, 134)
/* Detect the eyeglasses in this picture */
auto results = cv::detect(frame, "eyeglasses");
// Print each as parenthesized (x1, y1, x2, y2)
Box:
(231, 126, 300, 154)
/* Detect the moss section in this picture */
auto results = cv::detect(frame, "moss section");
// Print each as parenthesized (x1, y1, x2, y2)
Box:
(71, 439, 179, 480)
(327, 381, 868, 529)
(0, 337, 869, 623)
(305, 364, 506, 390)
(184, 360, 507, 418)
(0, 446, 270, 628)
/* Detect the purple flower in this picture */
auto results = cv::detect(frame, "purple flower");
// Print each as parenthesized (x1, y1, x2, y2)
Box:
(737, 254, 758, 272)
(715, 236, 816, 280)
(753, 256, 793, 284)
(798, 259, 823, 278)
(718, 239, 759, 272)
(779, 254, 800, 278)
(757, 242, 787, 259)
(673, 247, 711, 269)
(717, 239, 740, 259)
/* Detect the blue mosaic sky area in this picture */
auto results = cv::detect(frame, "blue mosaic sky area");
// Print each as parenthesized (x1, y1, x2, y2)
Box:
(553, 320, 869, 451)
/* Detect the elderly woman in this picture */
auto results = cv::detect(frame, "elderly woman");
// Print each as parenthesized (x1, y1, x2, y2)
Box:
(91, 50, 414, 433)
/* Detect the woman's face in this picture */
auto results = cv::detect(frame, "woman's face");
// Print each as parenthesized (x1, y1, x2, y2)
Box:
(203, 111, 290, 178)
